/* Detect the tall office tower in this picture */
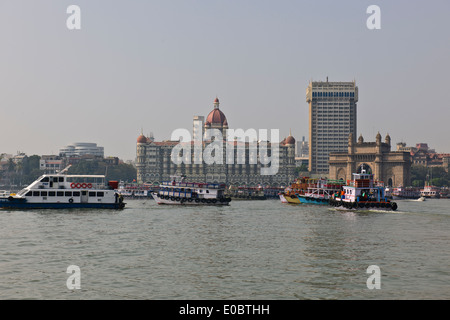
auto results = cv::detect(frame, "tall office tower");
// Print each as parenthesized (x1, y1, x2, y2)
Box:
(306, 79, 358, 174)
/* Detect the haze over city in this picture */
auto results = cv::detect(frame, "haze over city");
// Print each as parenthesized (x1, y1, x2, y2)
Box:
(1, 0, 449, 161)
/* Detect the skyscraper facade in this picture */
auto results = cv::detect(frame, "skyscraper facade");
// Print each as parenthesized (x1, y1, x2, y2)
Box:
(306, 79, 358, 174)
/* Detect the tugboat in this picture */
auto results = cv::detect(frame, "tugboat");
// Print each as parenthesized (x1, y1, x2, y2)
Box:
(296, 178, 345, 205)
(328, 167, 398, 211)
(0, 174, 125, 209)
(152, 175, 231, 205)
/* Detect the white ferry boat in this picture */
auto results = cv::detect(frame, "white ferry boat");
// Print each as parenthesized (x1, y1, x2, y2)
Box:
(420, 184, 441, 199)
(152, 176, 231, 205)
(0, 174, 125, 209)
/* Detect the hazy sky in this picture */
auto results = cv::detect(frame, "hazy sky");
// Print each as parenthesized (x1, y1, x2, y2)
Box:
(1, 0, 449, 161)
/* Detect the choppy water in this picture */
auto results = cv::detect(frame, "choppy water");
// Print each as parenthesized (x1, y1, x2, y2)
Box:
(0, 198, 449, 299)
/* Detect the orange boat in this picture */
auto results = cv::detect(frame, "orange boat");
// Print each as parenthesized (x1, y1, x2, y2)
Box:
(279, 177, 309, 204)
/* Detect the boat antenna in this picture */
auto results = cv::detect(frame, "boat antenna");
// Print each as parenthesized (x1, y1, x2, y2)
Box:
(58, 165, 72, 175)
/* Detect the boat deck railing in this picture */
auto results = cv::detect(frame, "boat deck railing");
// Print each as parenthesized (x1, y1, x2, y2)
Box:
(161, 181, 226, 189)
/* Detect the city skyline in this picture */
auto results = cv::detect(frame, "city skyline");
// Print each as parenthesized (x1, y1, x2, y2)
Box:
(1, 1, 449, 161)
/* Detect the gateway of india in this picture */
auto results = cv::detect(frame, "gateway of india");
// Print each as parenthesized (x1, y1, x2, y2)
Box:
(136, 98, 296, 186)
(329, 132, 411, 187)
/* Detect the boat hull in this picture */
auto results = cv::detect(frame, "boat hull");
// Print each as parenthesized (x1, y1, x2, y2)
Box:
(0, 198, 125, 210)
(329, 199, 398, 211)
(279, 194, 288, 203)
(283, 194, 301, 204)
(152, 193, 229, 205)
(297, 195, 329, 205)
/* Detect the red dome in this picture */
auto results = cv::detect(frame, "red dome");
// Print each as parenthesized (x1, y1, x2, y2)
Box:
(285, 135, 295, 145)
(205, 108, 228, 126)
(137, 134, 147, 143)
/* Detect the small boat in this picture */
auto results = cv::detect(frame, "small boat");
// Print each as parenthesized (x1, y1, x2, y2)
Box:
(0, 174, 125, 209)
(391, 186, 421, 200)
(420, 184, 441, 199)
(296, 178, 345, 205)
(151, 175, 231, 205)
(279, 177, 309, 204)
(328, 167, 398, 211)
(225, 186, 267, 200)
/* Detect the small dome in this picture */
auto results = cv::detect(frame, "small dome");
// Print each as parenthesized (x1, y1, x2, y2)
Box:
(137, 134, 147, 143)
(205, 109, 228, 126)
(285, 135, 295, 145)
(205, 97, 228, 127)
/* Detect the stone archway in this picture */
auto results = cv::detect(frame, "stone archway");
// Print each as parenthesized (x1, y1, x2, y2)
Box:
(357, 163, 372, 174)
(387, 178, 393, 187)
(337, 168, 346, 181)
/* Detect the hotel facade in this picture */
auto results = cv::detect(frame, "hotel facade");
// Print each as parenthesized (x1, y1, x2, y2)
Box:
(136, 98, 296, 186)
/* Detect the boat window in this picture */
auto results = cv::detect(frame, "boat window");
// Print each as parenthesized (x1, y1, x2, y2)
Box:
(206, 190, 209, 193)
(41, 191, 48, 197)
(57, 191, 64, 196)
(53, 177, 58, 182)
(65, 191, 72, 197)
(82, 191, 87, 196)
(33, 191, 40, 196)
(59, 177, 64, 182)
(73, 191, 80, 197)
(49, 191, 56, 197)
(97, 192, 104, 197)
(26, 191, 32, 197)
(89, 192, 96, 197)
(40, 177, 49, 182)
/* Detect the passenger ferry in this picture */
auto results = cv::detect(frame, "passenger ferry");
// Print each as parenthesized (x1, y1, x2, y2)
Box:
(296, 178, 345, 205)
(329, 168, 398, 211)
(152, 176, 231, 205)
(420, 184, 441, 199)
(0, 174, 125, 209)
(391, 186, 421, 200)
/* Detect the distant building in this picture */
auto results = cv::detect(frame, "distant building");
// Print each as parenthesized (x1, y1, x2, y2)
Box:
(306, 79, 358, 174)
(329, 133, 411, 187)
(40, 155, 64, 174)
(295, 136, 309, 158)
(59, 142, 104, 158)
(396, 142, 448, 170)
(136, 97, 296, 186)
